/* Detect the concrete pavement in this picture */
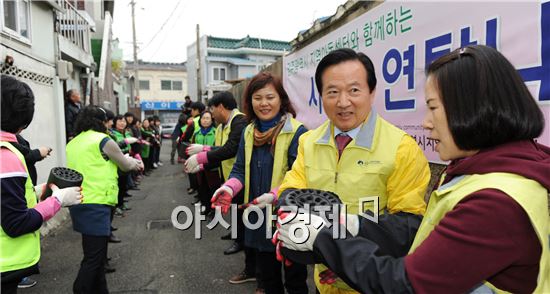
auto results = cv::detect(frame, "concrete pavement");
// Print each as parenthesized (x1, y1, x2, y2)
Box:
(24, 142, 315, 294)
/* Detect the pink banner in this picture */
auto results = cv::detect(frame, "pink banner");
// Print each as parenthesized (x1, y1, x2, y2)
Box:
(283, 1, 549, 163)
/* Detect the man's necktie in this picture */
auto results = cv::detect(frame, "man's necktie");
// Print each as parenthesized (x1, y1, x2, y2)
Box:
(336, 133, 352, 157)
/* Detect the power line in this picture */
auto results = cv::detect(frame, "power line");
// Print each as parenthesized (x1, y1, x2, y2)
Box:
(138, 0, 183, 54)
(146, 2, 187, 61)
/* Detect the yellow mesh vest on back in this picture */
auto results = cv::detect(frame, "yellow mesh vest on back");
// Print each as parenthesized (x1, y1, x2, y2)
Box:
(66, 130, 119, 206)
(0, 142, 41, 272)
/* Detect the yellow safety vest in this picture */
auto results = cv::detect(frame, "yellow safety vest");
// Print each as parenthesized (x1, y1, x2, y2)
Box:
(409, 172, 550, 293)
(214, 109, 244, 181)
(0, 142, 41, 272)
(243, 117, 303, 203)
(193, 116, 200, 131)
(307, 113, 413, 293)
(66, 130, 119, 206)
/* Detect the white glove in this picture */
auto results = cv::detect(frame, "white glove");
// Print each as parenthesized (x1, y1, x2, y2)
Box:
(186, 144, 204, 156)
(134, 158, 144, 171)
(34, 183, 46, 200)
(51, 184, 83, 207)
(125, 137, 138, 144)
(341, 214, 360, 237)
(249, 192, 276, 209)
(184, 154, 199, 173)
(185, 163, 202, 174)
(276, 210, 326, 251)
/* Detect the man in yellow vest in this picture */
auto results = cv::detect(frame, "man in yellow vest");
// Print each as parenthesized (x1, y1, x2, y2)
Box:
(185, 91, 248, 256)
(274, 45, 550, 293)
(276, 48, 430, 293)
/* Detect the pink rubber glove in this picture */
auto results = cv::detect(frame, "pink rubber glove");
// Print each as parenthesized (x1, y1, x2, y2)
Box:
(319, 269, 338, 284)
(210, 186, 234, 214)
(34, 196, 61, 221)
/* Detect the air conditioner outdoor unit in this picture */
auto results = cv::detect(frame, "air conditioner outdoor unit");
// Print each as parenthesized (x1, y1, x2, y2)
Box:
(57, 60, 70, 80)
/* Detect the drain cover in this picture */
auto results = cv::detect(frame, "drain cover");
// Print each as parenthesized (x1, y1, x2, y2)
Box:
(146, 220, 173, 230)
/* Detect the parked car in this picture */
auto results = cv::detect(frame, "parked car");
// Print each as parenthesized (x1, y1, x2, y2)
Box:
(161, 123, 176, 139)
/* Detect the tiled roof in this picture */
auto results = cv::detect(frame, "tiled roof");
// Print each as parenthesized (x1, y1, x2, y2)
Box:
(207, 35, 291, 51)
(125, 61, 186, 71)
(205, 56, 257, 66)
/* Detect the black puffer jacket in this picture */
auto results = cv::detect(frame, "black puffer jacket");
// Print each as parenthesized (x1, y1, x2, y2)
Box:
(64, 102, 81, 141)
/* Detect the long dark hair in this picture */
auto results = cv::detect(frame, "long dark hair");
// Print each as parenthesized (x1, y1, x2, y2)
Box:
(74, 106, 108, 135)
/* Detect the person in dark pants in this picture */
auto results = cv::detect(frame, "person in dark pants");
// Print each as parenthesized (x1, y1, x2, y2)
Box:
(152, 116, 162, 167)
(13, 135, 52, 289)
(64, 89, 81, 142)
(182, 102, 205, 199)
(141, 118, 155, 174)
(171, 110, 187, 164)
(184, 92, 248, 254)
(211, 72, 308, 293)
(67, 106, 143, 294)
(190, 111, 219, 217)
(183, 95, 192, 116)
(1, 75, 82, 294)
(110, 115, 135, 215)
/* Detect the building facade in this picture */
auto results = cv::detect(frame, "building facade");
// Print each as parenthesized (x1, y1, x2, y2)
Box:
(1, 0, 119, 182)
(186, 35, 290, 102)
(126, 61, 187, 124)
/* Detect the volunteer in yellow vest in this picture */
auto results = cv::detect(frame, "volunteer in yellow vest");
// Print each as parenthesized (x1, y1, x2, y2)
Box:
(0, 76, 82, 294)
(181, 101, 205, 198)
(185, 91, 248, 256)
(275, 48, 430, 293)
(67, 106, 143, 294)
(211, 72, 309, 293)
(275, 45, 550, 293)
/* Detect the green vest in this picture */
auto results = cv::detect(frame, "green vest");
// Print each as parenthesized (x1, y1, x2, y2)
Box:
(140, 128, 152, 158)
(243, 117, 302, 203)
(0, 142, 41, 272)
(66, 130, 119, 206)
(111, 129, 130, 153)
(214, 109, 244, 181)
(409, 172, 550, 293)
(193, 127, 216, 146)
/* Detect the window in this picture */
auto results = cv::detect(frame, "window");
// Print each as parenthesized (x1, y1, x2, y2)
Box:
(213, 67, 226, 81)
(2, 0, 31, 41)
(160, 80, 183, 91)
(161, 80, 172, 90)
(139, 80, 150, 90)
(172, 81, 182, 90)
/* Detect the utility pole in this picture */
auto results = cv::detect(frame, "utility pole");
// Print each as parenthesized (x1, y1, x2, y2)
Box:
(196, 24, 201, 103)
(131, 0, 140, 107)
